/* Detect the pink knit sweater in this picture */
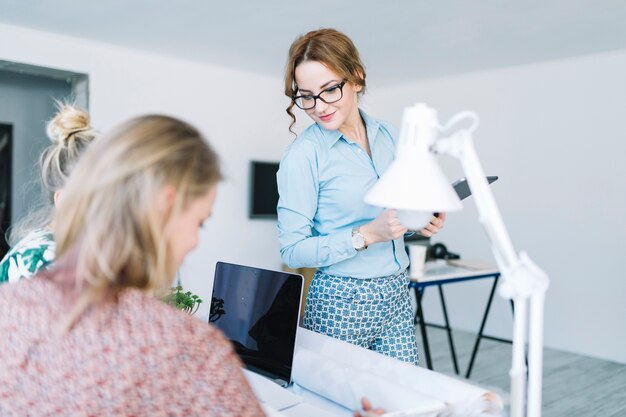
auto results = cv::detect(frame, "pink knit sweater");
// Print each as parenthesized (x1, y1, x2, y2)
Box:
(0, 278, 265, 417)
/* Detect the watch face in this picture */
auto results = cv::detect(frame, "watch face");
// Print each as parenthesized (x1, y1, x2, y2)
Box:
(352, 233, 365, 250)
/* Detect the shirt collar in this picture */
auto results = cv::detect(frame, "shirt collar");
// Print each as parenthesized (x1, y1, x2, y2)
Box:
(317, 109, 381, 149)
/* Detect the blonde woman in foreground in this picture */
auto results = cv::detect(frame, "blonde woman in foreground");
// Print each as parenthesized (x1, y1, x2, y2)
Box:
(0, 115, 267, 416)
(0, 103, 97, 283)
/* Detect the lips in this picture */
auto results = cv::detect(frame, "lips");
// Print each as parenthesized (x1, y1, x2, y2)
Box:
(319, 111, 335, 122)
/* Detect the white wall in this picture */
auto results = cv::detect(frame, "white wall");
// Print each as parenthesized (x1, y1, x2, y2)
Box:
(0, 23, 293, 320)
(3, 22, 624, 364)
(365, 50, 626, 364)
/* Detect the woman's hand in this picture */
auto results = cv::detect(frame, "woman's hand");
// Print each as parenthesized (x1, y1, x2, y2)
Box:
(353, 397, 385, 417)
(417, 212, 446, 237)
(360, 209, 408, 245)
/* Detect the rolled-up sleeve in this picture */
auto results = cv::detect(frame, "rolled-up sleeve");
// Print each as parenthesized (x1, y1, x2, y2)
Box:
(277, 142, 355, 269)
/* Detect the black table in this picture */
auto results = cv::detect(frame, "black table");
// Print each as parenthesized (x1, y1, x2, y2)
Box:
(409, 260, 507, 378)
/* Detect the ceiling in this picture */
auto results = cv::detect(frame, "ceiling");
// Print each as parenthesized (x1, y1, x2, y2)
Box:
(2, 0, 626, 85)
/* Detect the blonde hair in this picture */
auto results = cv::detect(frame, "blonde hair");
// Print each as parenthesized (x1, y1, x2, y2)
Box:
(8, 102, 97, 245)
(52, 115, 221, 328)
(284, 28, 367, 134)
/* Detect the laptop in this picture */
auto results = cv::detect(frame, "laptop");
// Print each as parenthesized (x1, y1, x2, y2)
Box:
(210, 262, 304, 388)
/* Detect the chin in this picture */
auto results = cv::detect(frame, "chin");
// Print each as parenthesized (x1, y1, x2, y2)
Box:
(173, 256, 184, 269)
(317, 118, 343, 131)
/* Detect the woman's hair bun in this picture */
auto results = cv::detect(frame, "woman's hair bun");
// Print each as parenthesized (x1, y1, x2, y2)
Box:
(46, 103, 92, 145)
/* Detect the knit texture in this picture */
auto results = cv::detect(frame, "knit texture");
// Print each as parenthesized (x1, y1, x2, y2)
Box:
(0, 278, 265, 417)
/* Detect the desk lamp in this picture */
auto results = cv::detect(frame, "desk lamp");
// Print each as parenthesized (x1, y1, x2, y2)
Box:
(365, 103, 549, 417)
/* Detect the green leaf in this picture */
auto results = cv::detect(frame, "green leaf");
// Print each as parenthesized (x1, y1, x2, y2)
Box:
(162, 284, 203, 315)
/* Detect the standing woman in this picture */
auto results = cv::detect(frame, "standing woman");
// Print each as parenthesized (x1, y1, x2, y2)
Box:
(277, 28, 446, 364)
(0, 103, 97, 283)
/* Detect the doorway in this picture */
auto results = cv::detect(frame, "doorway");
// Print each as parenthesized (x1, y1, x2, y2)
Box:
(0, 124, 11, 258)
(0, 61, 88, 254)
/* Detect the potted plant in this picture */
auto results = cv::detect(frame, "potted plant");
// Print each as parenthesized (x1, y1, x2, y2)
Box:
(165, 285, 203, 315)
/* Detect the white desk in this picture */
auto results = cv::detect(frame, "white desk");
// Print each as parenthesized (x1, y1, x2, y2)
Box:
(409, 260, 502, 377)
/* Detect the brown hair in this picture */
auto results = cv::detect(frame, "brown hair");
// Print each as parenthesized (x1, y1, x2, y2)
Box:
(53, 115, 221, 329)
(284, 28, 367, 134)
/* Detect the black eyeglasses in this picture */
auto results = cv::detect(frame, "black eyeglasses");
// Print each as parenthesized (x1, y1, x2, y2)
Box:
(292, 81, 346, 110)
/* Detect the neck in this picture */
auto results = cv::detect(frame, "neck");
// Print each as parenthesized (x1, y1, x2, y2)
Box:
(339, 109, 367, 142)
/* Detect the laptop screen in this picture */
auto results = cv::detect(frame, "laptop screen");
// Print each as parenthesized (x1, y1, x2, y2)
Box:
(210, 262, 303, 384)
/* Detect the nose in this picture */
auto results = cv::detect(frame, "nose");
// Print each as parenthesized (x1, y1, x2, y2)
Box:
(314, 97, 329, 114)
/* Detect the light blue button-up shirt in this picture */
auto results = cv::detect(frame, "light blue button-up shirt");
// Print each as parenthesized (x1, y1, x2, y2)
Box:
(277, 110, 409, 279)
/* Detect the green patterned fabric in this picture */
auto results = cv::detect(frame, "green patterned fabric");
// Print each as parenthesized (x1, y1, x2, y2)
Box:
(0, 229, 56, 284)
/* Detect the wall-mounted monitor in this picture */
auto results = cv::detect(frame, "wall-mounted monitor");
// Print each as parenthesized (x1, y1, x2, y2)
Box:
(249, 161, 279, 219)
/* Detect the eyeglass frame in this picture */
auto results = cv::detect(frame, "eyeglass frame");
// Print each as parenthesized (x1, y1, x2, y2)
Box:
(292, 80, 347, 110)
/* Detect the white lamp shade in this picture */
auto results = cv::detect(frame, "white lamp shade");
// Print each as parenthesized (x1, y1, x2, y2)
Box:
(365, 144, 462, 229)
(396, 211, 433, 231)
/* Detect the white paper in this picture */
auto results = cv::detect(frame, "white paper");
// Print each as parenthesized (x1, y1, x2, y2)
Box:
(292, 328, 503, 417)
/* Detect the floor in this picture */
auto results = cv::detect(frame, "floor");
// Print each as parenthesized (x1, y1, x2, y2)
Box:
(417, 326, 626, 417)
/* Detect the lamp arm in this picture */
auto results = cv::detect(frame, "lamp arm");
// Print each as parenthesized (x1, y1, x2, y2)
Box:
(436, 132, 517, 268)
(434, 130, 549, 417)
(434, 131, 549, 297)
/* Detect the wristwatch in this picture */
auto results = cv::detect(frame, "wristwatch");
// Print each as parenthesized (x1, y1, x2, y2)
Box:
(351, 228, 367, 251)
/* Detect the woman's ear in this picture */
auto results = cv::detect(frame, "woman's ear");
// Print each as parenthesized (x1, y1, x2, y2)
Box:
(354, 69, 365, 93)
(156, 185, 177, 216)
(53, 190, 63, 208)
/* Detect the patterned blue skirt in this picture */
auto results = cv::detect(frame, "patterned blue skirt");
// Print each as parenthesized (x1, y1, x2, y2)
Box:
(303, 269, 419, 365)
